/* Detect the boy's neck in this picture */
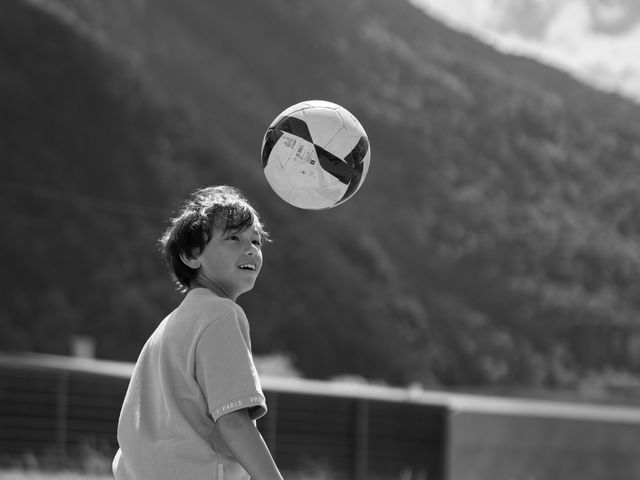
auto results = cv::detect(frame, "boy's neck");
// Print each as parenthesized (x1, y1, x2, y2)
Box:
(190, 277, 236, 301)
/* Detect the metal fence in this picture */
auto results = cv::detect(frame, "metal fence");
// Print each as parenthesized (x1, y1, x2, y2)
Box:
(0, 353, 447, 479)
(2, 353, 640, 480)
(0, 354, 130, 471)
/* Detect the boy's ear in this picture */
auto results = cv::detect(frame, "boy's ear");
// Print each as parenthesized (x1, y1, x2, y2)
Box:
(179, 251, 201, 269)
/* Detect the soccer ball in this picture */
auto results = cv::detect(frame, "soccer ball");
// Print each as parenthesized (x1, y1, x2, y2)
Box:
(261, 100, 371, 210)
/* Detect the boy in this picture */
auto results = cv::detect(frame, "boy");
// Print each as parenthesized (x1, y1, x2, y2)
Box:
(113, 186, 284, 480)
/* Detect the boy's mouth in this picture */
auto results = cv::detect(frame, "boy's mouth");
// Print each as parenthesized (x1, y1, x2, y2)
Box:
(238, 264, 257, 271)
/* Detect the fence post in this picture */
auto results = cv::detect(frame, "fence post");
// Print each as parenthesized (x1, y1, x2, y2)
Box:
(354, 399, 369, 480)
(265, 392, 278, 458)
(55, 371, 69, 464)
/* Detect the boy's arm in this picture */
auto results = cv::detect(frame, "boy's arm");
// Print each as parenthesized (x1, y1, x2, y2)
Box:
(216, 408, 284, 480)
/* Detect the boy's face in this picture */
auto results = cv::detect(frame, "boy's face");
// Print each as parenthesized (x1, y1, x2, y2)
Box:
(191, 224, 263, 300)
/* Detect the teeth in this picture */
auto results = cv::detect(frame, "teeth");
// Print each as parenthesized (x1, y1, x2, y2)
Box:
(239, 264, 256, 271)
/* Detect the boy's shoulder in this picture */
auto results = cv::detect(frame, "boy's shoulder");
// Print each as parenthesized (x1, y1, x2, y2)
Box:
(178, 288, 246, 325)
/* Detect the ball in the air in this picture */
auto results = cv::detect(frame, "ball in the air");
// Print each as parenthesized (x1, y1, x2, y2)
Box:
(261, 100, 371, 210)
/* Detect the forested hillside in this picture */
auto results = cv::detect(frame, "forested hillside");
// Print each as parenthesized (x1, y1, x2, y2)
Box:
(2, 0, 640, 395)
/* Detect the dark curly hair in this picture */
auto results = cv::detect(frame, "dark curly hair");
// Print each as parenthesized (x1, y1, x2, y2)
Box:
(159, 186, 269, 292)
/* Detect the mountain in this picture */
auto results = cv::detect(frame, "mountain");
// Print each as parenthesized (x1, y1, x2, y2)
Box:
(2, 0, 640, 394)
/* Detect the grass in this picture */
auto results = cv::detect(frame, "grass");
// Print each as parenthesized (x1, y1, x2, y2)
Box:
(0, 470, 331, 480)
(0, 467, 335, 480)
(0, 446, 335, 480)
(0, 442, 114, 480)
(0, 472, 112, 480)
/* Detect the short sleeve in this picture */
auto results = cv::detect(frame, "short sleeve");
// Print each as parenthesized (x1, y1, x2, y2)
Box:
(194, 310, 267, 422)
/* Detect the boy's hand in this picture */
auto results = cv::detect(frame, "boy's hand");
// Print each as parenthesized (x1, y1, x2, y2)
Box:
(216, 408, 284, 480)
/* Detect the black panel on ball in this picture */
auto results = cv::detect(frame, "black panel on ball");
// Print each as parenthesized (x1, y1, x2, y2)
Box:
(279, 116, 314, 143)
(337, 136, 369, 203)
(316, 146, 358, 185)
(261, 128, 277, 168)
(262, 116, 314, 168)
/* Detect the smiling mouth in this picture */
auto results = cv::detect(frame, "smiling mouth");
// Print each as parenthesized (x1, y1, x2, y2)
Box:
(238, 264, 256, 271)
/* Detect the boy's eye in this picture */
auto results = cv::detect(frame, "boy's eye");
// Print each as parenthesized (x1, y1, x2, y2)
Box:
(227, 235, 239, 240)
(252, 239, 262, 247)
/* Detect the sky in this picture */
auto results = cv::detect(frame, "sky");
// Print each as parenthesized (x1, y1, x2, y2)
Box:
(409, 0, 640, 103)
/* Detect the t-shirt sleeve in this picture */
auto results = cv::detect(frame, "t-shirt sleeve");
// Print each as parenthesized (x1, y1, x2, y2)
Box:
(194, 310, 267, 422)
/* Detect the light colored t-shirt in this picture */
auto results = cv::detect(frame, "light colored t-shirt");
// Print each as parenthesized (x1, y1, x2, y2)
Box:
(113, 288, 267, 480)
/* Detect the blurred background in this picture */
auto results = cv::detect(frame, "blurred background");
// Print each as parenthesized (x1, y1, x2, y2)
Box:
(1, 0, 640, 478)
